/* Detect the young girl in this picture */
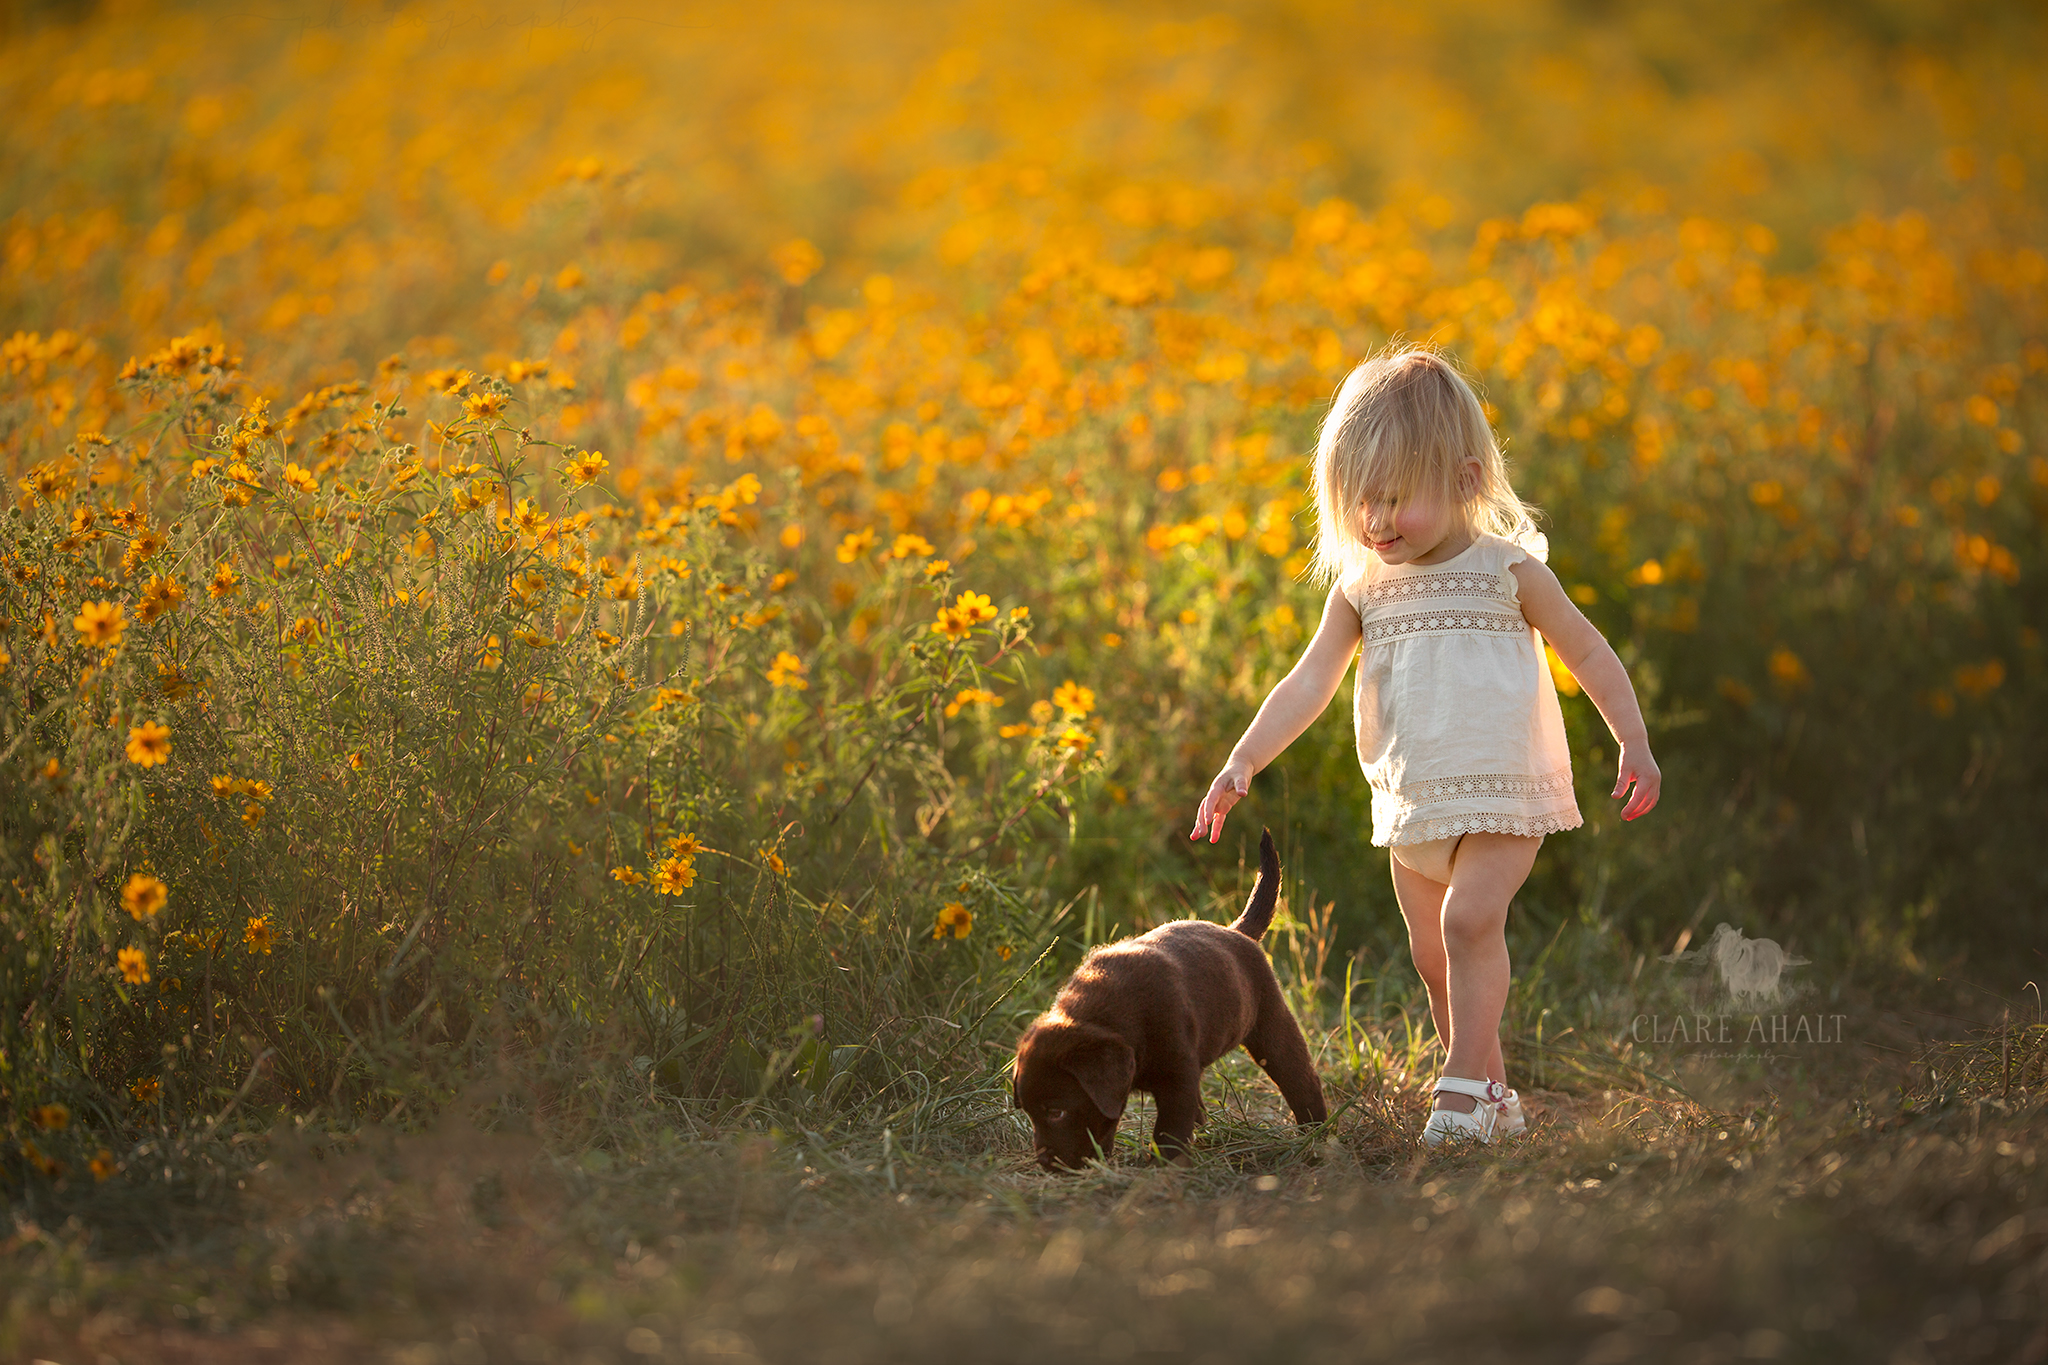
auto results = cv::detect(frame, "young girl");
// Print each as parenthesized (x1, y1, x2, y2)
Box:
(1189, 346, 1661, 1145)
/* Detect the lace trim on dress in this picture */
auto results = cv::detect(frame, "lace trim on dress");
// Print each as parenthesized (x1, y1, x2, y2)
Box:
(1356, 571, 1513, 606)
(1386, 809, 1583, 845)
(1362, 608, 1529, 645)
(1382, 767, 1577, 803)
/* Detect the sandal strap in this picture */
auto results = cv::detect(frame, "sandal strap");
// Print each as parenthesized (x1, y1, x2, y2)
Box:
(1432, 1075, 1507, 1103)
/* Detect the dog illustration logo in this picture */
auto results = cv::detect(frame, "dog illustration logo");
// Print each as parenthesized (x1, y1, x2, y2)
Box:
(1664, 923, 1809, 1004)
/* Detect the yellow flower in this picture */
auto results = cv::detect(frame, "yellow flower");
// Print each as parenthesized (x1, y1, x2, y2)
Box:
(565, 450, 609, 485)
(1768, 647, 1810, 689)
(836, 527, 877, 563)
(771, 237, 823, 286)
(283, 463, 319, 494)
(954, 590, 997, 624)
(117, 946, 150, 984)
(611, 866, 646, 886)
(933, 902, 973, 940)
(759, 848, 787, 876)
(242, 801, 265, 826)
(924, 559, 951, 578)
(157, 662, 194, 699)
(1057, 726, 1093, 754)
(136, 575, 186, 624)
(654, 855, 697, 894)
(996, 944, 1014, 961)
(220, 463, 257, 507)
(348, 752, 365, 771)
(244, 915, 273, 954)
(945, 687, 1003, 717)
(607, 571, 640, 601)
(667, 833, 702, 856)
(508, 571, 547, 608)
(1052, 681, 1095, 718)
(129, 1077, 160, 1103)
(90, 1149, 117, 1181)
(464, 390, 509, 422)
(931, 605, 974, 641)
(209, 562, 241, 598)
(767, 650, 809, 690)
(121, 527, 167, 573)
(74, 599, 125, 647)
(31, 1103, 69, 1130)
(122, 873, 168, 921)
(126, 721, 172, 767)
(512, 498, 550, 536)
(890, 532, 935, 559)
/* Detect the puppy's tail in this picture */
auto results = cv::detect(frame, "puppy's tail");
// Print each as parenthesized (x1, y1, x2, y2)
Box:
(1229, 828, 1281, 941)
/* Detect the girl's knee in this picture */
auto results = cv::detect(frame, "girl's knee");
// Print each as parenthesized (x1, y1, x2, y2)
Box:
(1439, 901, 1506, 948)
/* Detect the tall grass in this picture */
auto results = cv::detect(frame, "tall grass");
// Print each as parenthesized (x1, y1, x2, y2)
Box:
(2, 354, 1100, 1169)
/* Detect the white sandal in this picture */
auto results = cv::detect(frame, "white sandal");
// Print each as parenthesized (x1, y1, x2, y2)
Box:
(1421, 1076, 1506, 1146)
(1495, 1088, 1527, 1137)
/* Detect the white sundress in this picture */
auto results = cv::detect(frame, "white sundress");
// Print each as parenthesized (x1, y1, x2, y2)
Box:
(1341, 531, 1583, 849)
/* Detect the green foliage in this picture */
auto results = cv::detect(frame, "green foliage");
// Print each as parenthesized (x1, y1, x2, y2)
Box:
(0, 362, 1099, 1147)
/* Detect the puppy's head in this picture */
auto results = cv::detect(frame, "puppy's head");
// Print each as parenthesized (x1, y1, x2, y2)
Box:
(1013, 1015, 1134, 1170)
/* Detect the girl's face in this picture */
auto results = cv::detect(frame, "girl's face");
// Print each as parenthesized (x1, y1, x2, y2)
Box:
(1353, 456, 1484, 566)
(1354, 487, 1467, 566)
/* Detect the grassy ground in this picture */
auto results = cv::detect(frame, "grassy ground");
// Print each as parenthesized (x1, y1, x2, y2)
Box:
(8, 977, 2043, 1365)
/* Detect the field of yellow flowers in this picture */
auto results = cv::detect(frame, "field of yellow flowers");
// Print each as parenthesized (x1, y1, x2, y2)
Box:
(4, 0, 2047, 1308)
(4, 1, 2047, 1359)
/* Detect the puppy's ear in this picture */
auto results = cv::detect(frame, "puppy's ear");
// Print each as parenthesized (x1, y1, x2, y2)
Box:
(1061, 1033, 1136, 1121)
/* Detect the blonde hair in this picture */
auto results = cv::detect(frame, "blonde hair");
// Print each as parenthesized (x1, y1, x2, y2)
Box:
(1307, 344, 1537, 585)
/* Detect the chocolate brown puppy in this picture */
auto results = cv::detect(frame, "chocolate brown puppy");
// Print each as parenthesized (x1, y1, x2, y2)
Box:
(1013, 828, 1328, 1169)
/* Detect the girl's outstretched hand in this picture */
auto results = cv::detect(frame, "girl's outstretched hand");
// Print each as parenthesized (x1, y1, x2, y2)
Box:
(1191, 761, 1253, 843)
(1614, 743, 1662, 821)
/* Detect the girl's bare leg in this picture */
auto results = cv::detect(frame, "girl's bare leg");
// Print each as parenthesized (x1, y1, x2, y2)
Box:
(1390, 833, 1540, 1111)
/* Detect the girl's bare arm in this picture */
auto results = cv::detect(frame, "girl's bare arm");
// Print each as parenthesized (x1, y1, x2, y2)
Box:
(1510, 556, 1662, 821)
(1191, 584, 1363, 842)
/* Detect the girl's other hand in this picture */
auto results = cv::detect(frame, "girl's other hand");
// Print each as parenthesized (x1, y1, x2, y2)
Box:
(1191, 762, 1252, 843)
(1614, 744, 1662, 820)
